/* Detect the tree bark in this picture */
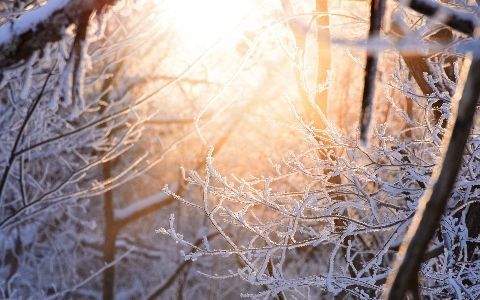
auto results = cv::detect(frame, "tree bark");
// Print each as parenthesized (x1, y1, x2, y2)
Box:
(359, 0, 386, 143)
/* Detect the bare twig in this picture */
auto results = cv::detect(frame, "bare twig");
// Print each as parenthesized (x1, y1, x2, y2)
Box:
(147, 232, 221, 300)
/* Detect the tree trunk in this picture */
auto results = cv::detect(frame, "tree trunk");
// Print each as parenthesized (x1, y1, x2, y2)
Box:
(102, 160, 118, 300)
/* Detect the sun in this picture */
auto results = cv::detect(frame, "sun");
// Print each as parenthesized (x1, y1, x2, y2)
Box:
(167, 0, 254, 50)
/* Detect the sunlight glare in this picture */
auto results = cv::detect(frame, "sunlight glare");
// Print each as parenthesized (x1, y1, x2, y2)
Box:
(167, 0, 253, 50)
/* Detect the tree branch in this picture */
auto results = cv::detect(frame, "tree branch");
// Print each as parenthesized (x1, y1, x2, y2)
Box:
(360, 0, 386, 144)
(0, 63, 56, 200)
(0, 0, 116, 69)
(115, 184, 180, 228)
(385, 55, 480, 299)
(406, 0, 477, 36)
(146, 232, 221, 300)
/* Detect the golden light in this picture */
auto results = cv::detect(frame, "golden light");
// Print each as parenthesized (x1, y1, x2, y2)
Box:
(167, 0, 254, 50)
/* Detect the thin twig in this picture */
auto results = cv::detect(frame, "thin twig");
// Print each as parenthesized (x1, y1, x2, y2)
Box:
(0, 62, 56, 200)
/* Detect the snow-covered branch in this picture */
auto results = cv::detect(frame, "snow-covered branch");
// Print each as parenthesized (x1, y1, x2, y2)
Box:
(0, 0, 116, 68)
(385, 54, 480, 299)
(114, 183, 179, 226)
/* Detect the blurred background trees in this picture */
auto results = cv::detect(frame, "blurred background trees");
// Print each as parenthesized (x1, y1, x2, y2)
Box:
(1, 0, 479, 299)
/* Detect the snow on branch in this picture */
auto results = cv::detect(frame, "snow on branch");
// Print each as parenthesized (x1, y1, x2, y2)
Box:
(0, 0, 116, 69)
(359, 0, 476, 143)
(114, 183, 180, 226)
(385, 54, 480, 299)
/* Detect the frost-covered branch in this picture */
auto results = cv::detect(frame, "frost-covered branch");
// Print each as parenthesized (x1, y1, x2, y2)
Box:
(385, 55, 480, 299)
(0, 63, 55, 200)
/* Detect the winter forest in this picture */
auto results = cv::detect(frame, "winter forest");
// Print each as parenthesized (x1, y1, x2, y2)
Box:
(1, 0, 480, 299)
